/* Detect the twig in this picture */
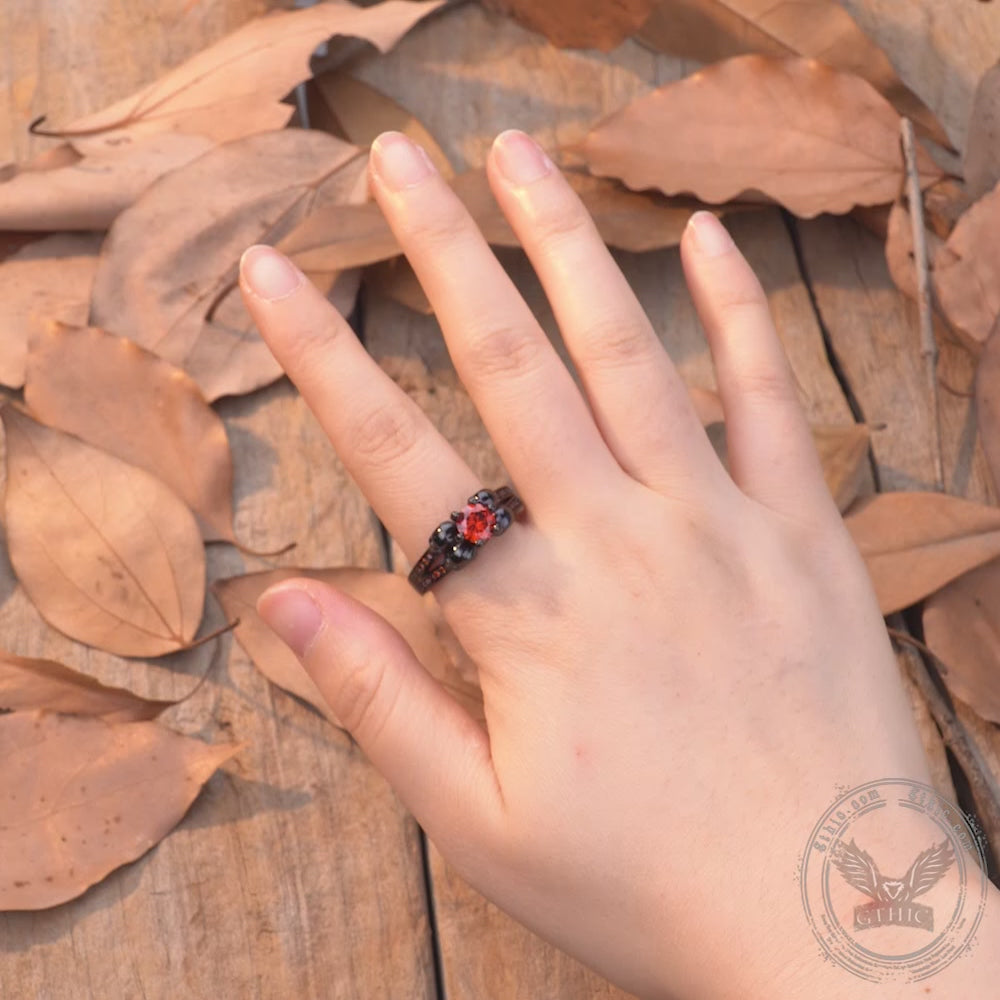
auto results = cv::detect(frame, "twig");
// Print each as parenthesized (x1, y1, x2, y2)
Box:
(888, 616, 1000, 849)
(901, 118, 945, 492)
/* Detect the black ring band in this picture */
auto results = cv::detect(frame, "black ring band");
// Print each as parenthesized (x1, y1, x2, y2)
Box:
(408, 486, 524, 594)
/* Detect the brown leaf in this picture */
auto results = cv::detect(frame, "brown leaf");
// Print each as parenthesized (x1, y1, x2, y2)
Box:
(0, 233, 100, 388)
(933, 181, 1000, 350)
(811, 424, 871, 513)
(0, 134, 212, 231)
(0, 653, 172, 722)
(281, 167, 719, 273)
(0, 712, 235, 910)
(965, 60, 1000, 202)
(976, 317, 1000, 498)
(1, 408, 206, 657)
(53, 1, 445, 158)
(923, 559, 1000, 724)
(308, 71, 455, 178)
(213, 568, 482, 725)
(25, 324, 237, 544)
(89, 129, 364, 401)
(845, 492, 1000, 614)
(580, 56, 942, 219)
(481, 0, 652, 51)
(637, 0, 951, 149)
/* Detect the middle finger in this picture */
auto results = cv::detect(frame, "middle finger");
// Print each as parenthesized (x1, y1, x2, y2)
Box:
(368, 132, 621, 516)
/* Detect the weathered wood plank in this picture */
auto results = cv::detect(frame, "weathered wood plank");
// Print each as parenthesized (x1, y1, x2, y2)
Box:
(0, 4, 436, 998)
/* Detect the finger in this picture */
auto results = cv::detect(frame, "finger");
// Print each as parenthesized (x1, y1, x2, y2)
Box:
(239, 245, 477, 560)
(679, 212, 834, 518)
(368, 131, 622, 513)
(486, 130, 724, 496)
(257, 579, 504, 860)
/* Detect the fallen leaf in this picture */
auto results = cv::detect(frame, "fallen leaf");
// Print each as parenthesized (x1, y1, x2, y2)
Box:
(213, 568, 482, 725)
(481, 0, 653, 51)
(281, 167, 720, 273)
(965, 60, 1000, 202)
(25, 324, 237, 544)
(364, 257, 433, 314)
(0, 712, 235, 910)
(933, 181, 1000, 350)
(0, 134, 213, 231)
(0, 653, 172, 722)
(976, 316, 1000, 498)
(308, 70, 455, 178)
(0, 233, 101, 388)
(89, 129, 364, 401)
(923, 558, 1000, 724)
(51, 1, 445, 158)
(845, 491, 1000, 614)
(1, 408, 206, 657)
(580, 56, 942, 219)
(637, 0, 950, 149)
(811, 424, 871, 513)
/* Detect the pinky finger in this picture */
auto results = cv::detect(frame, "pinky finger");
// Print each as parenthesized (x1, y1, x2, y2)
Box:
(680, 212, 836, 522)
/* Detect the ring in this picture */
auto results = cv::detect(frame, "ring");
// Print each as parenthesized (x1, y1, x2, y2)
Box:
(408, 486, 524, 594)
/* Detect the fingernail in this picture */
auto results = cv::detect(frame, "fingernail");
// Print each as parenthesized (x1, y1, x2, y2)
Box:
(493, 130, 553, 185)
(240, 245, 303, 301)
(257, 584, 323, 658)
(372, 131, 435, 190)
(688, 211, 734, 257)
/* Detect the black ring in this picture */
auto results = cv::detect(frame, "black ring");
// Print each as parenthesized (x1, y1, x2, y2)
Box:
(408, 486, 524, 594)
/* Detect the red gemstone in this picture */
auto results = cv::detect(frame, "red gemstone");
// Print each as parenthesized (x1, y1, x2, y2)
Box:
(457, 503, 496, 543)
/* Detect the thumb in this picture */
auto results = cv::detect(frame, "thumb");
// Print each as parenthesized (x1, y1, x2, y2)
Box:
(257, 579, 504, 851)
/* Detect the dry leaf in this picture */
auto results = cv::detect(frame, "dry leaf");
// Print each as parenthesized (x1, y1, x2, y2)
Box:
(976, 316, 1000, 498)
(923, 559, 1000, 725)
(0, 134, 213, 232)
(0, 712, 235, 910)
(811, 424, 871, 513)
(933, 181, 1000, 350)
(89, 129, 364, 401)
(365, 257, 433, 314)
(580, 56, 942, 219)
(638, 0, 950, 149)
(281, 167, 718, 273)
(845, 491, 1000, 614)
(308, 70, 455, 178)
(482, 0, 653, 51)
(965, 60, 1000, 202)
(0, 233, 100, 388)
(0, 653, 172, 722)
(25, 324, 237, 544)
(1, 408, 206, 657)
(53, 1, 445, 158)
(213, 568, 482, 725)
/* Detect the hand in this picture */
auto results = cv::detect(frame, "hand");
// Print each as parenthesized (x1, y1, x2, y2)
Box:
(239, 130, 998, 999)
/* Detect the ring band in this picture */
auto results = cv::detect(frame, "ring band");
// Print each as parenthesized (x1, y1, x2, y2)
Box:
(408, 486, 524, 594)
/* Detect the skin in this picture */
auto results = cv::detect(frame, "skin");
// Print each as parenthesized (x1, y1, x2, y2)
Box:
(239, 129, 1000, 999)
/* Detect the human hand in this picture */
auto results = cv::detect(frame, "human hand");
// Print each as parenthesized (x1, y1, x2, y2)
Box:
(239, 130, 998, 999)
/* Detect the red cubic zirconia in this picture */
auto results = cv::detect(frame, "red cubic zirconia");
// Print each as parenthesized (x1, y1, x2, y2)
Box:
(458, 503, 496, 543)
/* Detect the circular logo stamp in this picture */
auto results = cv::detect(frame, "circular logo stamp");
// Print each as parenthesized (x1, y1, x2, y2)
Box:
(800, 779, 989, 982)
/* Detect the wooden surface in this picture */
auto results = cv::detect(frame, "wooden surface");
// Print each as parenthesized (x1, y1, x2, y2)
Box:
(1, 0, 999, 997)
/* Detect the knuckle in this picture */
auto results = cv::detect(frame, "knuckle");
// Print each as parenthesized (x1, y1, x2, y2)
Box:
(465, 321, 546, 382)
(405, 199, 470, 255)
(579, 313, 656, 370)
(531, 201, 593, 256)
(279, 316, 345, 375)
(738, 365, 796, 407)
(333, 654, 396, 740)
(349, 401, 422, 470)
(714, 281, 768, 321)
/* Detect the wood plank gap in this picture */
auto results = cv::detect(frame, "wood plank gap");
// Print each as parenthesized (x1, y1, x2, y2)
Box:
(783, 212, 882, 492)
(420, 829, 449, 1000)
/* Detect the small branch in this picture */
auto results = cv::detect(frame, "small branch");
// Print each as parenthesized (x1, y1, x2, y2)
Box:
(901, 118, 945, 492)
(888, 618, 1000, 849)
